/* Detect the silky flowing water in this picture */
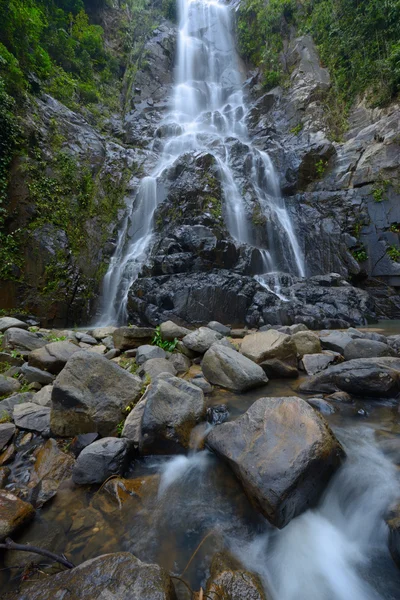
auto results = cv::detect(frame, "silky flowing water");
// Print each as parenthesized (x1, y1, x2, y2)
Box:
(98, 0, 305, 324)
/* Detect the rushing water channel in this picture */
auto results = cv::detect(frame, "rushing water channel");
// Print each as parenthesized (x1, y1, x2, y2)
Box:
(98, 0, 305, 324)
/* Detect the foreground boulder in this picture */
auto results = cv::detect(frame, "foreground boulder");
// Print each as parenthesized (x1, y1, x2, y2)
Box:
(343, 338, 392, 361)
(136, 344, 166, 365)
(207, 396, 344, 528)
(139, 373, 206, 454)
(29, 341, 81, 375)
(0, 490, 35, 541)
(113, 326, 155, 351)
(240, 330, 296, 365)
(28, 438, 75, 507)
(206, 552, 267, 600)
(182, 326, 223, 353)
(300, 352, 342, 376)
(4, 552, 177, 600)
(73, 438, 131, 485)
(201, 345, 268, 392)
(2, 328, 47, 353)
(0, 317, 28, 333)
(299, 357, 400, 397)
(291, 331, 321, 357)
(160, 320, 190, 340)
(51, 352, 142, 436)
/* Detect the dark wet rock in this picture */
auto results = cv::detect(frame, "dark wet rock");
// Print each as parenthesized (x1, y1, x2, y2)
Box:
(0, 375, 21, 397)
(70, 432, 100, 457)
(136, 344, 167, 365)
(326, 391, 354, 403)
(28, 341, 81, 375)
(0, 392, 35, 418)
(0, 443, 15, 466)
(292, 331, 321, 357)
(343, 338, 392, 360)
(231, 328, 248, 338)
(0, 490, 35, 541)
(0, 423, 15, 451)
(191, 374, 213, 394)
(300, 352, 343, 376)
(207, 396, 344, 528)
(75, 332, 97, 345)
(182, 327, 223, 354)
(168, 352, 191, 374)
(21, 363, 55, 384)
(202, 345, 268, 392)
(261, 358, 298, 379)
(206, 552, 267, 600)
(241, 330, 297, 364)
(0, 352, 24, 368)
(72, 437, 131, 485)
(113, 326, 155, 351)
(13, 403, 51, 436)
(319, 331, 353, 354)
(5, 552, 177, 600)
(51, 351, 142, 437)
(0, 466, 10, 487)
(207, 321, 231, 336)
(207, 405, 229, 425)
(387, 504, 400, 568)
(160, 320, 190, 340)
(28, 438, 75, 507)
(307, 398, 336, 415)
(139, 373, 206, 454)
(0, 317, 28, 333)
(138, 357, 177, 379)
(300, 358, 400, 397)
(2, 328, 47, 353)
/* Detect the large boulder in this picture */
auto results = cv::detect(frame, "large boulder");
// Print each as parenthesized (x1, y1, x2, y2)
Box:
(2, 328, 47, 353)
(0, 490, 35, 541)
(28, 341, 81, 375)
(21, 364, 55, 384)
(291, 331, 321, 357)
(122, 396, 148, 446)
(139, 373, 206, 454)
(113, 326, 155, 351)
(72, 437, 131, 485)
(0, 317, 28, 333)
(13, 403, 51, 436)
(136, 344, 166, 365)
(206, 552, 267, 600)
(0, 392, 34, 418)
(240, 330, 297, 365)
(319, 331, 353, 354)
(160, 320, 190, 341)
(201, 345, 268, 392)
(299, 357, 400, 397)
(207, 396, 344, 528)
(0, 375, 21, 397)
(182, 327, 223, 354)
(343, 338, 392, 361)
(300, 352, 342, 376)
(28, 438, 75, 507)
(51, 351, 142, 436)
(4, 552, 177, 600)
(138, 358, 177, 379)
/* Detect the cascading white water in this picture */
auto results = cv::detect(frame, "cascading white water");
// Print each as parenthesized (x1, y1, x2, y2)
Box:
(98, 0, 305, 324)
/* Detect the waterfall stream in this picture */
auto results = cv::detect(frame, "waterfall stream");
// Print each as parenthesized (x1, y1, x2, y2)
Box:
(98, 0, 305, 324)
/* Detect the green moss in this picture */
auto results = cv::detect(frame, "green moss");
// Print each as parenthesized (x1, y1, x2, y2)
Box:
(387, 245, 400, 262)
(352, 245, 368, 263)
(252, 203, 267, 226)
(290, 122, 303, 135)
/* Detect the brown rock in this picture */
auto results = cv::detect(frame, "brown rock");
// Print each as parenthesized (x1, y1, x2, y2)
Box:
(240, 330, 296, 364)
(28, 438, 75, 507)
(206, 552, 267, 600)
(0, 490, 35, 541)
(0, 443, 16, 466)
(113, 326, 155, 351)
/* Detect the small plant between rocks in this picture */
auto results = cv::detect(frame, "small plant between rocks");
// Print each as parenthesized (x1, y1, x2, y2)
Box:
(152, 326, 179, 352)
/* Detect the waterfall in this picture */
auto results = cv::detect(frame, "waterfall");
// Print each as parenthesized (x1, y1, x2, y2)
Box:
(98, 0, 305, 325)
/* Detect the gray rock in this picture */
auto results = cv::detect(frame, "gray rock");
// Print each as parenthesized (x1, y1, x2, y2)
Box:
(2, 328, 47, 353)
(261, 358, 298, 379)
(13, 403, 50, 436)
(5, 552, 177, 600)
(0, 376, 21, 397)
(240, 329, 297, 364)
(51, 351, 142, 436)
(207, 321, 231, 336)
(182, 327, 223, 354)
(343, 338, 392, 360)
(75, 332, 97, 345)
(288, 323, 309, 333)
(90, 326, 117, 340)
(0, 318, 28, 333)
(113, 326, 155, 351)
(104, 348, 120, 360)
(0, 393, 35, 418)
(190, 374, 213, 394)
(138, 358, 177, 380)
(307, 398, 336, 415)
(202, 345, 268, 392)
(0, 423, 15, 451)
(121, 396, 148, 446)
(21, 363, 55, 385)
(28, 341, 81, 375)
(168, 352, 191, 374)
(211, 337, 238, 351)
(292, 331, 322, 357)
(72, 437, 131, 485)
(300, 351, 342, 375)
(299, 357, 400, 397)
(140, 373, 206, 454)
(0, 352, 23, 368)
(32, 385, 53, 407)
(160, 320, 190, 341)
(207, 396, 344, 528)
(319, 331, 353, 354)
(136, 344, 167, 365)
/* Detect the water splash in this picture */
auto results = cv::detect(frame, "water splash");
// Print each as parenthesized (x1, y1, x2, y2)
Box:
(98, 0, 305, 324)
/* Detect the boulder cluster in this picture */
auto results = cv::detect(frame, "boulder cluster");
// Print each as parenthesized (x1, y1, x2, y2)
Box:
(0, 315, 399, 596)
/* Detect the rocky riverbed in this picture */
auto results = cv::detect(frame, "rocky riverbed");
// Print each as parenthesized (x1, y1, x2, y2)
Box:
(0, 314, 400, 598)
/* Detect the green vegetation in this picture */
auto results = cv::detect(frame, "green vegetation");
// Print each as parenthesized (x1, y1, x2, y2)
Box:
(290, 122, 303, 135)
(372, 177, 391, 202)
(152, 326, 178, 352)
(0, 411, 11, 424)
(387, 244, 400, 261)
(390, 223, 400, 233)
(352, 245, 368, 263)
(315, 159, 328, 178)
(237, 0, 400, 108)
